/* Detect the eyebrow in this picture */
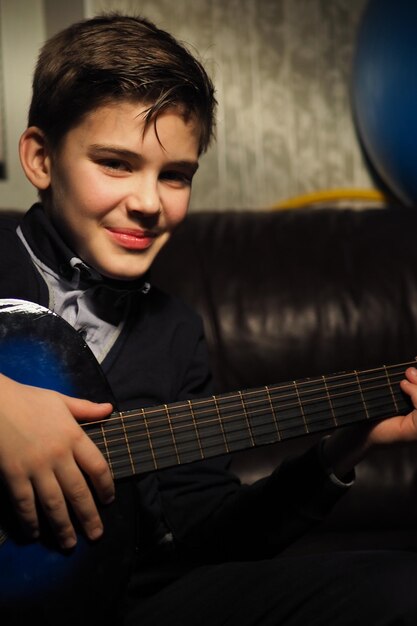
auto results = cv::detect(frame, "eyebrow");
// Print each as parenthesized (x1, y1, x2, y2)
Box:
(88, 144, 199, 173)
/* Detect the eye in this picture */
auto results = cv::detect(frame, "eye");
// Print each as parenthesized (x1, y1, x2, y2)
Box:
(99, 159, 132, 173)
(161, 170, 193, 187)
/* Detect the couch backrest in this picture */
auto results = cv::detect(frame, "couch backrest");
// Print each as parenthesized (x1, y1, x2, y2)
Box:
(151, 208, 417, 393)
(151, 208, 417, 535)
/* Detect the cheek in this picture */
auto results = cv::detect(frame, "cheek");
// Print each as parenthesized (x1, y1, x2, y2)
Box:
(75, 171, 117, 214)
(163, 191, 191, 228)
(69, 186, 116, 225)
(57, 165, 115, 216)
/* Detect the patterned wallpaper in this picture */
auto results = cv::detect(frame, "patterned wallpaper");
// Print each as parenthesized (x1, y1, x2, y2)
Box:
(90, 0, 372, 210)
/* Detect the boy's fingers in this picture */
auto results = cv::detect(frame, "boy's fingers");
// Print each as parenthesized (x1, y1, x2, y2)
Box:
(52, 466, 104, 545)
(73, 435, 115, 505)
(405, 367, 417, 383)
(33, 474, 77, 549)
(34, 457, 108, 549)
(7, 478, 40, 539)
(64, 397, 113, 422)
(54, 395, 115, 502)
(6, 437, 113, 549)
(41, 438, 114, 548)
(401, 368, 417, 405)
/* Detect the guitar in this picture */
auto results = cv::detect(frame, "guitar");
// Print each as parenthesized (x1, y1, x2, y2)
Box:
(0, 298, 413, 620)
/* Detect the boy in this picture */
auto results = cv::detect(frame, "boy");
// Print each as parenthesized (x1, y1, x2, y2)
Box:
(1, 12, 417, 626)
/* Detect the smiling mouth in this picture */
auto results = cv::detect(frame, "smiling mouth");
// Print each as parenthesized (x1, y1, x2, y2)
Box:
(106, 227, 158, 250)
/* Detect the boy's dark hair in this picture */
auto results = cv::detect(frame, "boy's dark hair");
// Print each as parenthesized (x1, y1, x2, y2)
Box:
(28, 13, 216, 154)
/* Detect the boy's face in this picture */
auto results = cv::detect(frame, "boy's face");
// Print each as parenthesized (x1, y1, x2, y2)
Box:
(41, 102, 200, 280)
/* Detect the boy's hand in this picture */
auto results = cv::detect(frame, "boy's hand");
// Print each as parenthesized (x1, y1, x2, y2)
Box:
(0, 374, 114, 549)
(322, 367, 417, 478)
(370, 366, 417, 444)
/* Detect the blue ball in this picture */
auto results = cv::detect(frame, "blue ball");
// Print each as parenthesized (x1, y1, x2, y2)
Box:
(352, 0, 417, 207)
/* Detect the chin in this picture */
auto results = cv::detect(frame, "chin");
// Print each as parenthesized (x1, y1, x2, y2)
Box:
(99, 264, 149, 281)
(90, 249, 155, 281)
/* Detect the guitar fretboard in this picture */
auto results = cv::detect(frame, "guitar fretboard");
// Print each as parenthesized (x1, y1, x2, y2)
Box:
(83, 360, 414, 480)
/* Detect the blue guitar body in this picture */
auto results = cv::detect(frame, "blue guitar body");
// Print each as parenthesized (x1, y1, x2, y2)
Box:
(0, 300, 136, 626)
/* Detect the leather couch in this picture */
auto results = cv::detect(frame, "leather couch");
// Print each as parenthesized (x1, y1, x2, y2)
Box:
(151, 207, 417, 555)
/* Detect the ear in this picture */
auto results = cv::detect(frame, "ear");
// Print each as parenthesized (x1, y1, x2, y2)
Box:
(19, 126, 52, 190)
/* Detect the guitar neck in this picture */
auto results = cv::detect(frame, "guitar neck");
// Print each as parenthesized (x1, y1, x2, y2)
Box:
(83, 360, 414, 480)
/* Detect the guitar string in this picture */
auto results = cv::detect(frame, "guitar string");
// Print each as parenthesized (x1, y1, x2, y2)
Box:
(99, 382, 405, 453)
(103, 386, 406, 479)
(85, 361, 415, 432)
(84, 364, 410, 441)
(93, 388, 405, 478)
(98, 382, 404, 449)
(85, 368, 408, 450)
(84, 374, 408, 475)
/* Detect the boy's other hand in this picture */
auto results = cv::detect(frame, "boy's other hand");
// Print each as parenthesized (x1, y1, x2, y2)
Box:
(322, 367, 417, 480)
(0, 374, 114, 549)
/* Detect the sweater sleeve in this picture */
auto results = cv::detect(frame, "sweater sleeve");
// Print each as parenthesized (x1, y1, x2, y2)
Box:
(155, 321, 352, 562)
(158, 443, 351, 562)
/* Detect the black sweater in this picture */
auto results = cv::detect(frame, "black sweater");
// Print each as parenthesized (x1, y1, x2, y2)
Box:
(0, 205, 349, 625)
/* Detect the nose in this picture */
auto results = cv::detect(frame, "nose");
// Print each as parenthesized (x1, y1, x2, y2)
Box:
(126, 174, 161, 217)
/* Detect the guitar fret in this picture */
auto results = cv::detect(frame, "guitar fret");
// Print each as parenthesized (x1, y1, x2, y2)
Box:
(101, 413, 140, 479)
(161, 399, 203, 464)
(265, 385, 281, 441)
(141, 408, 158, 471)
(211, 391, 254, 453)
(118, 411, 136, 475)
(164, 404, 181, 465)
(191, 397, 229, 458)
(213, 395, 230, 453)
(293, 377, 337, 434)
(239, 388, 279, 447)
(322, 375, 338, 427)
(100, 422, 113, 475)
(384, 365, 399, 413)
(354, 371, 370, 419)
(238, 390, 255, 448)
(356, 368, 394, 421)
(323, 371, 368, 426)
(188, 400, 204, 460)
(293, 381, 309, 434)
